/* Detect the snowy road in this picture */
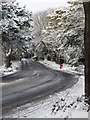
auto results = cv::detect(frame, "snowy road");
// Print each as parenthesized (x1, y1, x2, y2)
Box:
(2, 60, 78, 115)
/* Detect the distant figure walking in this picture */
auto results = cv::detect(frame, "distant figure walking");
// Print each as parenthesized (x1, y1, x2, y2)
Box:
(60, 64, 63, 69)
(59, 58, 64, 69)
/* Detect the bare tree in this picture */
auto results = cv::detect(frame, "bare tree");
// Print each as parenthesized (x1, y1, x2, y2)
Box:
(33, 9, 54, 37)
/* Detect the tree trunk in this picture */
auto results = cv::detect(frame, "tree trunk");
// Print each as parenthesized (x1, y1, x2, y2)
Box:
(83, 2, 90, 105)
(5, 48, 12, 68)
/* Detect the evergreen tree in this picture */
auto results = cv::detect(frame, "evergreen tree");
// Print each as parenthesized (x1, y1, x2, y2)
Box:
(1, 1, 33, 67)
(35, 2, 85, 65)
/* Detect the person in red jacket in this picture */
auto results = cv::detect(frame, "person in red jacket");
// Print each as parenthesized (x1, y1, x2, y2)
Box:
(60, 64, 63, 69)
(60, 58, 64, 69)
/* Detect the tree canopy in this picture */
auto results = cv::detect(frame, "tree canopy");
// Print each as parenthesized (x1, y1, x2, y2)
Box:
(1, 1, 33, 61)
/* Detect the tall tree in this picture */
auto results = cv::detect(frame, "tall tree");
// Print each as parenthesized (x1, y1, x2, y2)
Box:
(2, 1, 33, 67)
(83, 2, 90, 105)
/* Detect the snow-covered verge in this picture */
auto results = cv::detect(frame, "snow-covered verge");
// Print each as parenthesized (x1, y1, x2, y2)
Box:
(0, 61, 20, 77)
(3, 60, 89, 118)
(39, 59, 84, 75)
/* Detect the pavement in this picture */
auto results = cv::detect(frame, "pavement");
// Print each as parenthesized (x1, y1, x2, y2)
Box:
(2, 59, 78, 116)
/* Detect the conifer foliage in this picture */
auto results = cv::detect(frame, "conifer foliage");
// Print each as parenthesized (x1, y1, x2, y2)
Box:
(1, 1, 33, 67)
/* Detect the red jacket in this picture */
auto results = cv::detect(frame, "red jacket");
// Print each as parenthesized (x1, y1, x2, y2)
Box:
(60, 64, 63, 69)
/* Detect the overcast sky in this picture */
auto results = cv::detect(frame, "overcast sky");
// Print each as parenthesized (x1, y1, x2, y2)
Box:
(16, 0, 69, 13)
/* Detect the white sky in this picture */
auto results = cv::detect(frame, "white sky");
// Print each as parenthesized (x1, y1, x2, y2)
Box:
(16, 0, 69, 13)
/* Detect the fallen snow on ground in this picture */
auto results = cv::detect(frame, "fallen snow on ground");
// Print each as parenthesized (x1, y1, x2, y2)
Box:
(0, 61, 20, 77)
(39, 59, 84, 75)
(3, 59, 89, 118)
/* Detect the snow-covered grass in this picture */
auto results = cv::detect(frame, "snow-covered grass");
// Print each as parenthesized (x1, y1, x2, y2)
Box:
(0, 61, 20, 77)
(3, 59, 89, 118)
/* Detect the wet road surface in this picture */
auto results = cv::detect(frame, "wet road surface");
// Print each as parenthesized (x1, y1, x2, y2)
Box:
(2, 59, 78, 114)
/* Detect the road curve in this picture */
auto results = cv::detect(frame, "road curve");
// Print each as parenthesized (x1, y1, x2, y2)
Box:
(2, 59, 78, 114)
